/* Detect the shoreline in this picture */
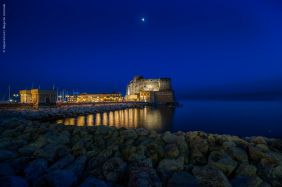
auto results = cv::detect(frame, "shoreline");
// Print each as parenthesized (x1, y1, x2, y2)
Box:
(0, 118, 281, 186)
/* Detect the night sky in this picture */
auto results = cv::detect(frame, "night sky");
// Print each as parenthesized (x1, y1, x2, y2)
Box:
(1, 0, 282, 98)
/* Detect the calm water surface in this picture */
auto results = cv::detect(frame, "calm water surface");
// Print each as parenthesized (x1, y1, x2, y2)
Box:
(56, 100, 282, 138)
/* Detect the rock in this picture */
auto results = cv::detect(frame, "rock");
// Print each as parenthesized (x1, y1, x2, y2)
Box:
(35, 143, 61, 161)
(225, 146, 248, 163)
(72, 141, 86, 156)
(251, 137, 267, 145)
(128, 167, 161, 187)
(39, 170, 77, 187)
(24, 158, 48, 182)
(189, 135, 209, 155)
(158, 157, 184, 179)
(191, 148, 207, 165)
(270, 164, 282, 186)
(231, 176, 263, 187)
(208, 151, 238, 176)
(79, 177, 109, 187)
(0, 163, 15, 177)
(192, 165, 232, 187)
(167, 171, 200, 187)
(66, 155, 87, 177)
(248, 145, 267, 162)
(135, 128, 149, 136)
(102, 157, 127, 182)
(162, 132, 178, 144)
(120, 129, 138, 140)
(95, 125, 113, 136)
(9, 156, 30, 174)
(235, 164, 257, 176)
(164, 144, 179, 158)
(0, 176, 28, 187)
(48, 154, 75, 172)
(146, 143, 164, 164)
(0, 150, 16, 161)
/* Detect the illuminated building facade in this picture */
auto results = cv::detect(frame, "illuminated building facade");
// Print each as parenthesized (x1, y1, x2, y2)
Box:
(125, 76, 175, 104)
(67, 93, 123, 103)
(19, 89, 57, 106)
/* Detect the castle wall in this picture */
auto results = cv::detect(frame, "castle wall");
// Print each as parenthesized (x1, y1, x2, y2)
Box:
(125, 76, 175, 104)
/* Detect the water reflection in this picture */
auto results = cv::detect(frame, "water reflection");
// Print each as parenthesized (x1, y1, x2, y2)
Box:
(56, 106, 174, 132)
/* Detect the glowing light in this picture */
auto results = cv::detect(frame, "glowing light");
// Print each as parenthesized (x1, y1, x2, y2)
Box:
(141, 17, 145, 22)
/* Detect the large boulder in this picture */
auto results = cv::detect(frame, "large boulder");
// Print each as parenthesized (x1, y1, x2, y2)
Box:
(48, 154, 75, 172)
(0, 176, 28, 187)
(0, 150, 16, 161)
(102, 157, 127, 182)
(128, 167, 161, 187)
(231, 176, 263, 187)
(66, 155, 87, 177)
(158, 157, 184, 179)
(235, 164, 257, 177)
(24, 158, 48, 182)
(162, 132, 178, 144)
(192, 165, 232, 187)
(164, 144, 179, 158)
(120, 129, 138, 140)
(79, 177, 109, 187)
(0, 163, 15, 177)
(208, 151, 237, 176)
(35, 170, 77, 187)
(167, 171, 200, 187)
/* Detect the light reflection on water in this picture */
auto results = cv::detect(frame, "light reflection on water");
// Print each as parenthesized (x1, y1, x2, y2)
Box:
(56, 107, 175, 132)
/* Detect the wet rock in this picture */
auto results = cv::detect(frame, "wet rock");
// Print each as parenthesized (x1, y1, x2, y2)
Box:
(0, 163, 15, 177)
(24, 158, 48, 182)
(0, 150, 16, 161)
(231, 176, 263, 187)
(102, 157, 127, 182)
(0, 176, 28, 187)
(164, 144, 179, 158)
(208, 151, 238, 176)
(192, 165, 232, 187)
(235, 163, 257, 176)
(167, 171, 200, 187)
(128, 167, 161, 187)
(79, 177, 109, 187)
(120, 129, 138, 140)
(162, 132, 178, 144)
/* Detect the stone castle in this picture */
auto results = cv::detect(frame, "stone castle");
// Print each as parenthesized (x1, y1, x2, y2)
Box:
(125, 76, 175, 104)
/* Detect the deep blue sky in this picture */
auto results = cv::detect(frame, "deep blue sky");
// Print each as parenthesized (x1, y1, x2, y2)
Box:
(1, 0, 282, 98)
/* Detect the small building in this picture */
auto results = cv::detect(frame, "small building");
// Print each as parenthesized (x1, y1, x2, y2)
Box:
(67, 93, 123, 103)
(125, 76, 175, 104)
(19, 89, 57, 107)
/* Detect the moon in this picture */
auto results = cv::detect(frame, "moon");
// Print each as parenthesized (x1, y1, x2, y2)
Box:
(141, 17, 145, 22)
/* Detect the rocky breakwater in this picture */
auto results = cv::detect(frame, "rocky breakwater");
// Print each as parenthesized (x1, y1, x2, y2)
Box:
(0, 103, 147, 121)
(0, 118, 281, 187)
